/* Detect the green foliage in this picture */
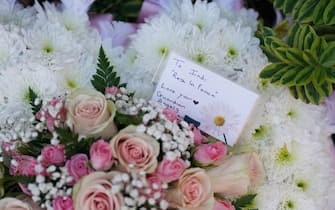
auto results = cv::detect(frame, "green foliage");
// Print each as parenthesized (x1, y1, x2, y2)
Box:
(55, 127, 95, 158)
(91, 47, 126, 94)
(89, 0, 143, 22)
(273, 0, 335, 25)
(259, 24, 335, 104)
(114, 111, 145, 128)
(232, 194, 258, 210)
(28, 87, 42, 115)
(17, 131, 52, 157)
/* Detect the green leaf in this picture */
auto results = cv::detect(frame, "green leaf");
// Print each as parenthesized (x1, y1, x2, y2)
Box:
(280, 66, 298, 86)
(320, 42, 335, 67)
(295, 66, 313, 85)
(27, 87, 42, 115)
(305, 82, 321, 104)
(259, 63, 286, 79)
(91, 47, 125, 93)
(114, 111, 145, 128)
(313, 0, 330, 24)
(323, 0, 335, 24)
(232, 194, 257, 210)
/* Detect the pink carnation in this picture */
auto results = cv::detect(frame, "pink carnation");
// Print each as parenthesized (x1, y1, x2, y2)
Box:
(10, 155, 38, 176)
(156, 156, 187, 183)
(90, 140, 114, 171)
(105, 86, 120, 95)
(41, 145, 65, 166)
(66, 154, 91, 183)
(36, 98, 66, 132)
(144, 174, 166, 200)
(193, 142, 228, 165)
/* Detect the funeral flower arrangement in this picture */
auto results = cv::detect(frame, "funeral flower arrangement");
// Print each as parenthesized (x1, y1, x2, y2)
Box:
(0, 0, 335, 210)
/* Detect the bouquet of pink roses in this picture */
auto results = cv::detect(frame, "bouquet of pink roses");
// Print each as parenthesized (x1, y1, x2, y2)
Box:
(0, 48, 264, 210)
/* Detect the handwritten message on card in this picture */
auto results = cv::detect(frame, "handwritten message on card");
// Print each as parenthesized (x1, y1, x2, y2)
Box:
(152, 53, 258, 145)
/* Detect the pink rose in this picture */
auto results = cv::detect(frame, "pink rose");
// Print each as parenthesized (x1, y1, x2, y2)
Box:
(36, 98, 66, 132)
(73, 171, 124, 210)
(66, 89, 117, 139)
(110, 126, 160, 173)
(41, 145, 65, 166)
(90, 139, 114, 171)
(53, 196, 74, 210)
(105, 86, 120, 95)
(10, 155, 38, 176)
(65, 154, 91, 183)
(156, 156, 187, 183)
(190, 125, 208, 145)
(193, 142, 227, 166)
(214, 199, 235, 210)
(0, 198, 32, 210)
(145, 174, 166, 200)
(206, 152, 265, 198)
(163, 108, 177, 121)
(166, 168, 214, 210)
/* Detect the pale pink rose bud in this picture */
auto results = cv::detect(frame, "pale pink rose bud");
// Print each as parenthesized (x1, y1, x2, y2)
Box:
(90, 140, 114, 171)
(193, 142, 228, 165)
(206, 152, 265, 198)
(214, 198, 235, 210)
(41, 145, 65, 166)
(190, 124, 208, 145)
(10, 155, 38, 176)
(105, 86, 120, 95)
(162, 108, 177, 122)
(53, 196, 74, 210)
(156, 156, 187, 183)
(66, 154, 91, 183)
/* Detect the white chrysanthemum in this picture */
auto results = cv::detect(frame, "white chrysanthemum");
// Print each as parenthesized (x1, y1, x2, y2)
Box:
(130, 14, 188, 70)
(198, 102, 241, 144)
(185, 30, 224, 68)
(254, 184, 318, 210)
(0, 66, 59, 124)
(0, 0, 36, 28)
(168, 0, 221, 32)
(55, 57, 96, 93)
(217, 20, 261, 71)
(0, 25, 26, 68)
(263, 89, 326, 138)
(23, 23, 80, 69)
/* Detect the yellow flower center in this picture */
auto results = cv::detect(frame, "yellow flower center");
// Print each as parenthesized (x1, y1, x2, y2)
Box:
(214, 116, 225, 126)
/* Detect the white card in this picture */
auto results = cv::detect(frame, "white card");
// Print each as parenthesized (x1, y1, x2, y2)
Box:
(152, 52, 258, 145)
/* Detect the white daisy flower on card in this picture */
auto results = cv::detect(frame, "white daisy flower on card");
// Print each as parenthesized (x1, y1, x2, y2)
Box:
(198, 102, 241, 143)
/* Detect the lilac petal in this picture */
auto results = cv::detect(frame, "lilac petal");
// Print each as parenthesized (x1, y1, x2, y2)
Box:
(213, 0, 244, 11)
(137, 0, 162, 23)
(109, 21, 138, 47)
(89, 13, 114, 39)
(61, 0, 95, 13)
(324, 91, 335, 125)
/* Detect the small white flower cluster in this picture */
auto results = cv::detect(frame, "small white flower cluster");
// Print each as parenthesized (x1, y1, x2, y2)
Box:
(138, 102, 194, 163)
(28, 161, 73, 210)
(111, 170, 168, 210)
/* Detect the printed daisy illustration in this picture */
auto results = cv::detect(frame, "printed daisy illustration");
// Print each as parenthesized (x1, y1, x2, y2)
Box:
(198, 102, 241, 143)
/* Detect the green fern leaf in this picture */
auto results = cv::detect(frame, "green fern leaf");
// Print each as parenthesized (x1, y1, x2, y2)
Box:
(91, 47, 124, 93)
